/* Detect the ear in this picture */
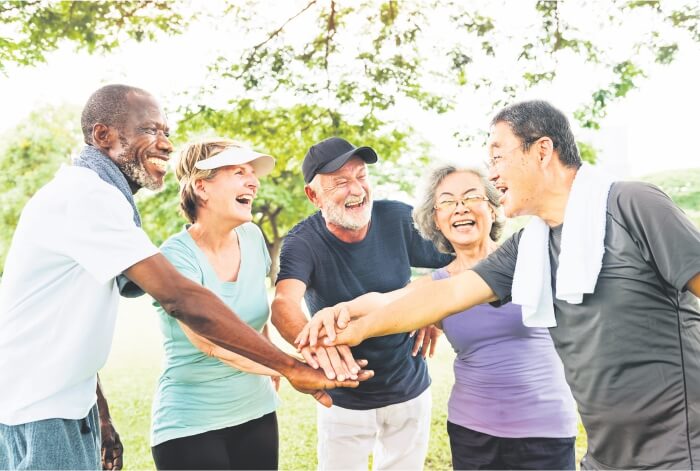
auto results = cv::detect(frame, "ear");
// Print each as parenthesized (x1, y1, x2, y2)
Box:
(304, 185, 321, 208)
(92, 123, 118, 150)
(535, 136, 555, 168)
(194, 179, 208, 202)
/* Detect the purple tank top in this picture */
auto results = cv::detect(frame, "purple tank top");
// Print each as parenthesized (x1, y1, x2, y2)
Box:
(434, 268, 577, 438)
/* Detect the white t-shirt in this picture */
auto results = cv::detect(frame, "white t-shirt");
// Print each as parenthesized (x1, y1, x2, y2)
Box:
(0, 166, 158, 425)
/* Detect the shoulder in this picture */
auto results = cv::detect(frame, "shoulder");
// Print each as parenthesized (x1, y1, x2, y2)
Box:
(286, 211, 323, 239)
(160, 229, 195, 258)
(607, 180, 676, 219)
(372, 200, 414, 226)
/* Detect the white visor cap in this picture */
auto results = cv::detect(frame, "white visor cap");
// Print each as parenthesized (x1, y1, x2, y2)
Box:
(194, 146, 275, 177)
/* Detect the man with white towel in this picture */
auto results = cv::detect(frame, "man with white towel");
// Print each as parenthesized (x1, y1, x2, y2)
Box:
(320, 100, 700, 469)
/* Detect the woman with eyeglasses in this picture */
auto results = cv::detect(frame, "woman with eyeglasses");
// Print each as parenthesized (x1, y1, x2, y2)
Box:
(297, 163, 577, 470)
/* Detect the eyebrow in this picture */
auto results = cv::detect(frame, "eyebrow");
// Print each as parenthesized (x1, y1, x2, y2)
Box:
(438, 187, 480, 198)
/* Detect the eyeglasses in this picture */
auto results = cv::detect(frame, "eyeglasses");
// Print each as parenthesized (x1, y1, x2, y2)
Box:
(485, 137, 544, 169)
(434, 194, 489, 211)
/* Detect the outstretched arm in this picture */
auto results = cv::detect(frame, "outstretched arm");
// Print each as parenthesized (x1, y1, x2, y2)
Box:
(271, 279, 364, 382)
(124, 254, 372, 407)
(178, 321, 281, 377)
(332, 270, 496, 347)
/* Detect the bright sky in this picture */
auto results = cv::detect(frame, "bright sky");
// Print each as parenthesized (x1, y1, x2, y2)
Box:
(0, 4, 698, 179)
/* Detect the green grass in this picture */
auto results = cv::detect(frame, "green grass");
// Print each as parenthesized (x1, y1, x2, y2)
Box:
(102, 296, 587, 470)
(640, 168, 700, 228)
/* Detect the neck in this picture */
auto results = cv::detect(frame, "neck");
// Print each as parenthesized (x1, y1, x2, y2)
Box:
(448, 238, 498, 275)
(188, 214, 241, 251)
(536, 166, 578, 226)
(325, 221, 370, 243)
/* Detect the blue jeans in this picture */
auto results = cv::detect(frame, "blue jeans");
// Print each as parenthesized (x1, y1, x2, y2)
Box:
(0, 405, 100, 470)
(447, 420, 575, 470)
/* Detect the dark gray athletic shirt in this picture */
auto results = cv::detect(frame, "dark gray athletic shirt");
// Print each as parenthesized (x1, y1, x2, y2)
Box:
(473, 181, 700, 469)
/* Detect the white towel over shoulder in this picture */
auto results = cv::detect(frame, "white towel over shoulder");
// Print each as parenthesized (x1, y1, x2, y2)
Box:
(512, 163, 614, 327)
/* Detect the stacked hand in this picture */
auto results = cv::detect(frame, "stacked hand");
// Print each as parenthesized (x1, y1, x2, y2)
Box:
(294, 303, 441, 360)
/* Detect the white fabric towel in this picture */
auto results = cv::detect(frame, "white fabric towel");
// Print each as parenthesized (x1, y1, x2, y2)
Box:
(512, 163, 614, 327)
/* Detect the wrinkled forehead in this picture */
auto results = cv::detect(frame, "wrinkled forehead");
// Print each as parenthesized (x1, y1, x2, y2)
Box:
(332, 156, 368, 176)
(126, 91, 167, 124)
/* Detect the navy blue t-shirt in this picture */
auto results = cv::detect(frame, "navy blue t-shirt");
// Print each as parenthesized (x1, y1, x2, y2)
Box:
(277, 200, 452, 409)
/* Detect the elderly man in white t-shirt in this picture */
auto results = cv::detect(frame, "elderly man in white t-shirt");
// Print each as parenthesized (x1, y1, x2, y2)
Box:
(0, 84, 370, 470)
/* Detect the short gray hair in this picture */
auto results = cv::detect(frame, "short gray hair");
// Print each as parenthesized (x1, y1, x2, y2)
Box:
(413, 163, 506, 254)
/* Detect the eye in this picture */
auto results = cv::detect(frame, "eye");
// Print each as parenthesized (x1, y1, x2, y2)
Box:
(335, 180, 349, 188)
(140, 127, 158, 135)
(437, 200, 456, 209)
(163, 131, 170, 138)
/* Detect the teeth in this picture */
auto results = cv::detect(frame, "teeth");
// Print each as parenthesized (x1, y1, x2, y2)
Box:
(453, 221, 475, 227)
(147, 157, 167, 171)
(236, 195, 253, 204)
(345, 199, 363, 208)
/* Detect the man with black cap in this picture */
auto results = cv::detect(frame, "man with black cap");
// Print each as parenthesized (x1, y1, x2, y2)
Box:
(0, 87, 370, 471)
(272, 137, 451, 470)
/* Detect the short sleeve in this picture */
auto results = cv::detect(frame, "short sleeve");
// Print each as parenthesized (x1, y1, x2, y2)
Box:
(472, 231, 521, 302)
(276, 233, 313, 286)
(611, 182, 700, 291)
(160, 239, 203, 285)
(60, 186, 157, 284)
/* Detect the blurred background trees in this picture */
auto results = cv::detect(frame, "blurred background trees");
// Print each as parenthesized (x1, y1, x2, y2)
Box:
(1, 0, 698, 275)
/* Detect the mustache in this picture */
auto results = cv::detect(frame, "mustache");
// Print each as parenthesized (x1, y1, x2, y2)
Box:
(344, 195, 366, 206)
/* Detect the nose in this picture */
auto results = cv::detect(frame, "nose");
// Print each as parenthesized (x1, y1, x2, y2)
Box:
(156, 132, 174, 155)
(247, 173, 260, 191)
(454, 200, 470, 213)
(348, 179, 365, 195)
(487, 164, 499, 183)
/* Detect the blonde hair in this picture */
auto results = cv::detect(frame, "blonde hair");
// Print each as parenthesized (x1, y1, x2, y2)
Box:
(176, 139, 247, 223)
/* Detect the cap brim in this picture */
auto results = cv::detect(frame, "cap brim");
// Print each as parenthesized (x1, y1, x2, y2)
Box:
(317, 146, 378, 175)
(194, 147, 276, 177)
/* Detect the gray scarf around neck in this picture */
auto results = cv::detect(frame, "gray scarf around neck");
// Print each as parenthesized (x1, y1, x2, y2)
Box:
(73, 145, 145, 297)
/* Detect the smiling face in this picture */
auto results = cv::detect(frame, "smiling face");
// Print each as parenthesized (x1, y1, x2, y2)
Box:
(197, 163, 259, 225)
(433, 171, 494, 250)
(487, 121, 542, 218)
(309, 156, 373, 232)
(111, 93, 173, 191)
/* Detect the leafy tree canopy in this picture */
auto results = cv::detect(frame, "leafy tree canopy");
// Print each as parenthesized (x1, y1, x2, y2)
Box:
(0, 0, 187, 73)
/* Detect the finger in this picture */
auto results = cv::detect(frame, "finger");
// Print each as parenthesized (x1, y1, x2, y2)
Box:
(409, 329, 416, 338)
(325, 346, 350, 382)
(312, 390, 333, 408)
(354, 369, 374, 382)
(300, 347, 319, 369)
(412, 328, 426, 357)
(313, 347, 336, 380)
(337, 306, 351, 329)
(429, 329, 440, 358)
(336, 345, 360, 376)
(295, 325, 310, 348)
(322, 314, 337, 343)
(356, 359, 368, 368)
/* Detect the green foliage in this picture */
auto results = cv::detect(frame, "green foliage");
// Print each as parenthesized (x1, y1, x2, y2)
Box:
(0, 104, 81, 271)
(640, 168, 700, 227)
(139, 100, 415, 280)
(0, 1, 187, 72)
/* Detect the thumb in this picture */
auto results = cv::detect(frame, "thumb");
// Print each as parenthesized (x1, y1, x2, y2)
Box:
(312, 390, 333, 408)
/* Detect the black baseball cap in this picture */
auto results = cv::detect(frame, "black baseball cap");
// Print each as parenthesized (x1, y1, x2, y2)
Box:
(302, 137, 378, 184)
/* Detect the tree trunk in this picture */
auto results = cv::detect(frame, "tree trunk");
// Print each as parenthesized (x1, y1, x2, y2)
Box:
(268, 237, 283, 286)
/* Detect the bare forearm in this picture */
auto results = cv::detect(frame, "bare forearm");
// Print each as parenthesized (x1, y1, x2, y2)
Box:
(179, 321, 280, 376)
(357, 270, 495, 338)
(344, 290, 404, 318)
(96, 374, 111, 421)
(688, 272, 700, 297)
(271, 297, 309, 345)
(163, 284, 298, 377)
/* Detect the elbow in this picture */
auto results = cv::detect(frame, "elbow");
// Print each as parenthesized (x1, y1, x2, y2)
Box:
(160, 285, 212, 333)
